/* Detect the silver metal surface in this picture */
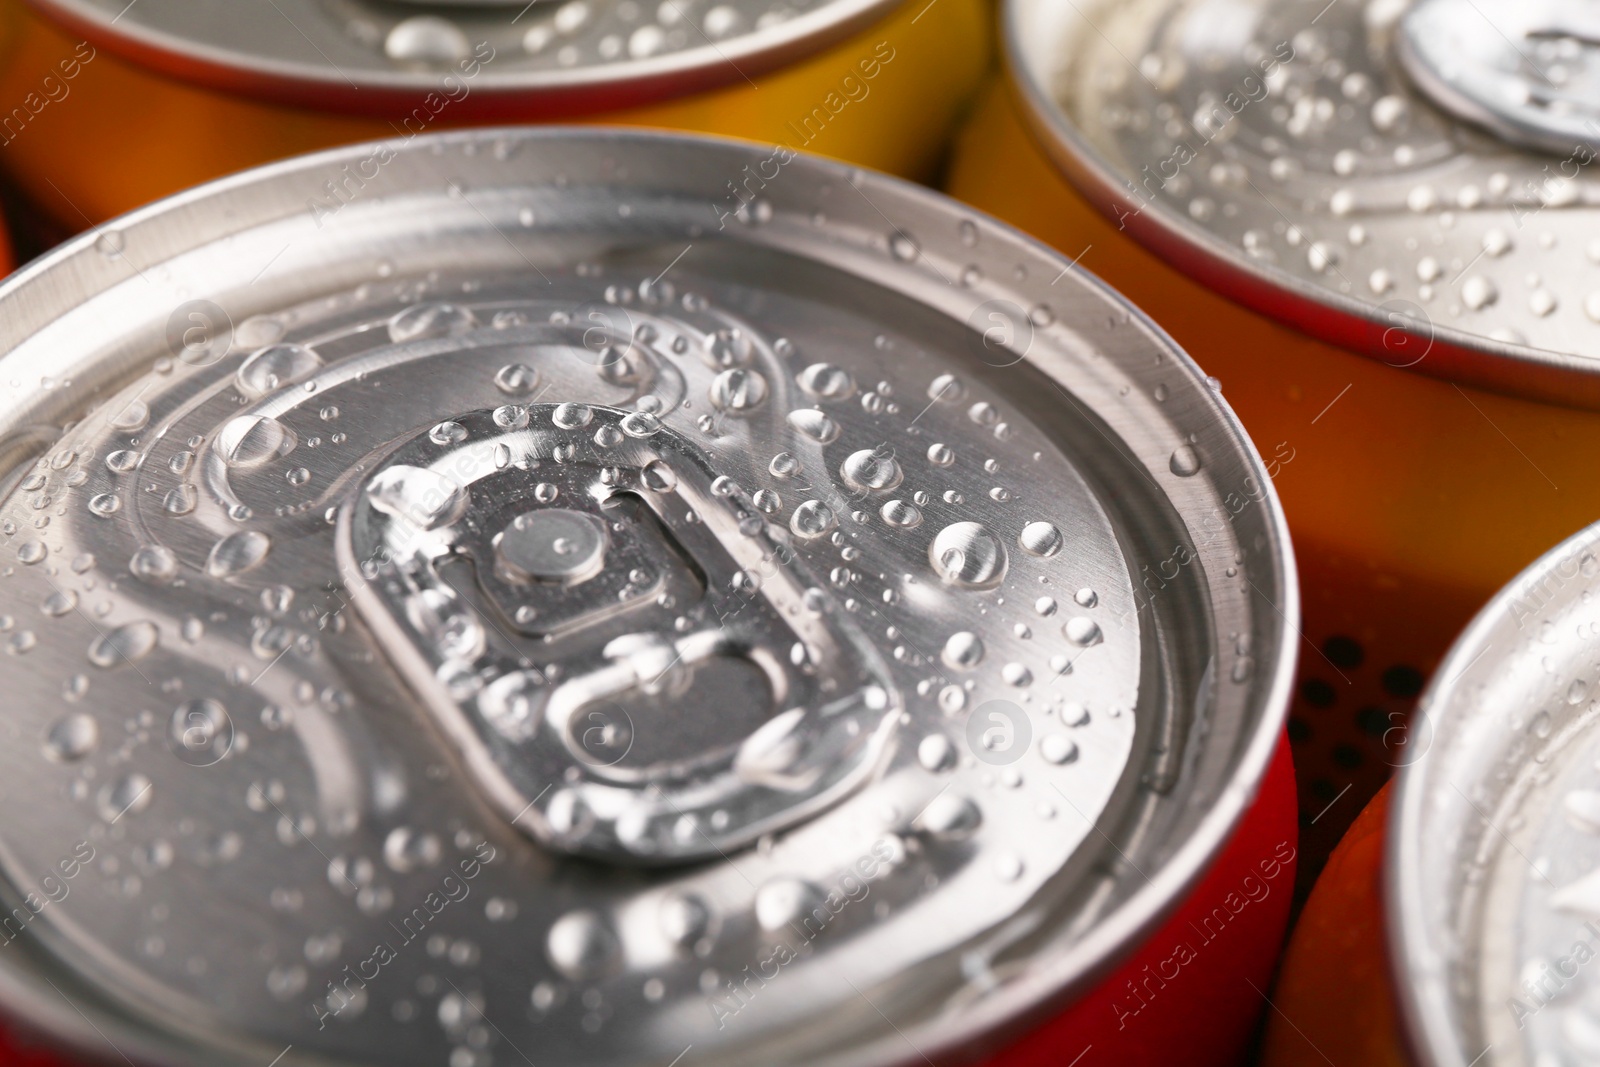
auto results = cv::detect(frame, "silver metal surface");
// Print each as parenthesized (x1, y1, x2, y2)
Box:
(1399, 0, 1600, 157)
(25, 0, 898, 116)
(0, 127, 1294, 1067)
(1389, 522, 1600, 1067)
(1008, 0, 1600, 407)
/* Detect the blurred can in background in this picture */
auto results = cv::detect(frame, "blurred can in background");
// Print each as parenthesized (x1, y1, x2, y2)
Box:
(0, 127, 1296, 1067)
(0, 0, 991, 229)
(1265, 521, 1600, 1067)
(945, 0, 1600, 881)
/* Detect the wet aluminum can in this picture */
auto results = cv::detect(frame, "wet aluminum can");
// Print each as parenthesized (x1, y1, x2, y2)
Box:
(0, 127, 1297, 1067)
(0, 0, 990, 229)
(1264, 521, 1600, 1067)
(944, 0, 1600, 881)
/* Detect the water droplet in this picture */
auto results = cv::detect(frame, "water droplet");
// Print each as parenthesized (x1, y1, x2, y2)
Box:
(1065, 617, 1102, 647)
(17, 541, 46, 565)
(385, 15, 471, 63)
(927, 443, 955, 468)
(383, 827, 443, 872)
(914, 793, 981, 839)
(840, 450, 902, 492)
(389, 303, 476, 343)
(658, 893, 711, 948)
(1169, 445, 1202, 477)
(754, 878, 821, 931)
(796, 363, 855, 400)
(640, 461, 678, 493)
(98, 773, 154, 821)
(41, 590, 76, 617)
(1370, 95, 1408, 132)
(1002, 663, 1033, 687)
(110, 400, 150, 432)
(106, 449, 140, 473)
(917, 734, 955, 771)
(1462, 276, 1498, 310)
(1040, 735, 1079, 764)
(89, 620, 159, 669)
(495, 363, 541, 396)
(1018, 521, 1062, 557)
(880, 499, 922, 528)
(219, 415, 297, 467)
(546, 910, 620, 980)
(787, 408, 840, 444)
(930, 523, 1007, 588)
(620, 411, 662, 438)
(710, 368, 768, 412)
(237, 344, 322, 398)
(206, 531, 271, 578)
(429, 421, 469, 446)
(553, 403, 593, 429)
(889, 231, 919, 261)
(790, 500, 836, 539)
(164, 484, 198, 515)
(365, 466, 469, 530)
(44, 713, 98, 762)
(941, 631, 985, 669)
(493, 405, 530, 430)
(130, 546, 180, 585)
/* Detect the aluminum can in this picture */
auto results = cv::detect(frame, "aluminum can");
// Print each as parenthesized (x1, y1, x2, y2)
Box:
(944, 0, 1600, 880)
(1265, 520, 1600, 1067)
(0, 0, 990, 229)
(0, 127, 1296, 1067)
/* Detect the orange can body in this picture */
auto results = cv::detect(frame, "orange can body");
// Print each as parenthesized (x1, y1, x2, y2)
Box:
(945, 81, 1600, 878)
(1259, 782, 1408, 1067)
(0, 0, 992, 229)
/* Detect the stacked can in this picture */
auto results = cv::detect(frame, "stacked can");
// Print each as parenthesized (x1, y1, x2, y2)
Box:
(946, 0, 1600, 877)
(1265, 522, 1600, 1067)
(0, 0, 989, 229)
(0, 128, 1296, 1066)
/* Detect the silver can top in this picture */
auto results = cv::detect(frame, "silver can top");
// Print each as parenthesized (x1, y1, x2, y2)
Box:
(1009, 0, 1600, 405)
(1390, 522, 1600, 1067)
(27, 0, 897, 115)
(0, 127, 1293, 1067)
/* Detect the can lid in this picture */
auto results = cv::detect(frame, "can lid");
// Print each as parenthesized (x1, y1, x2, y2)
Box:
(1008, 0, 1600, 407)
(0, 127, 1293, 1067)
(28, 0, 897, 116)
(1389, 522, 1600, 1066)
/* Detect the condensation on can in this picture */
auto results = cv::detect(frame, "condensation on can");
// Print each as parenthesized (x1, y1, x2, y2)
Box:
(0, 0, 991, 228)
(0, 128, 1294, 1067)
(948, 0, 1600, 888)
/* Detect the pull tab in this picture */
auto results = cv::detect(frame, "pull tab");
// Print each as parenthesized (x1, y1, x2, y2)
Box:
(337, 404, 901, 864)
(1399, 0, 1600, 155)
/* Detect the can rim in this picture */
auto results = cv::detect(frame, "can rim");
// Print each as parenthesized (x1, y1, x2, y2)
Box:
(1385, 519, 1600, 1067)
(21, 0, 902, 118)
(0, 123, 1298, 1066)
(1001, 0, 1600, 413)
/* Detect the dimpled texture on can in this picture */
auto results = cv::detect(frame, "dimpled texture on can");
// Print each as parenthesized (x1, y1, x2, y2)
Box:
(0, 129, 1291, 1067)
